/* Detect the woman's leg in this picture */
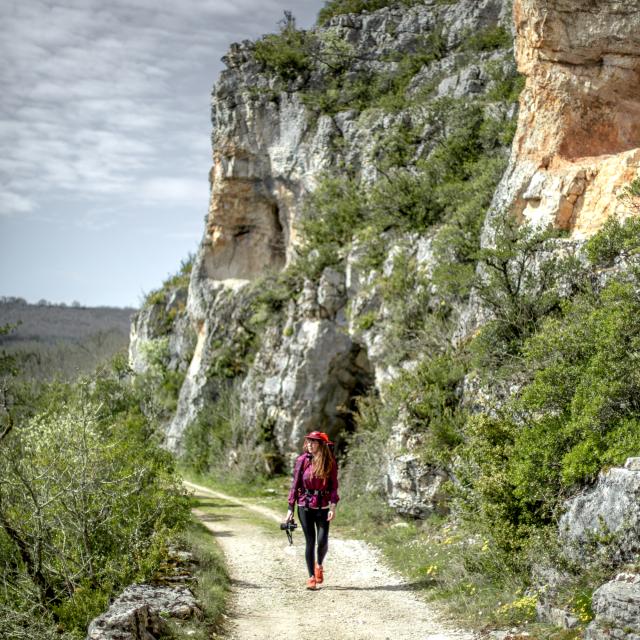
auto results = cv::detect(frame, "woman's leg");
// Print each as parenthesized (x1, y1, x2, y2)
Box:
(297, 506, 316, 577)
(316, 508, 330, 566)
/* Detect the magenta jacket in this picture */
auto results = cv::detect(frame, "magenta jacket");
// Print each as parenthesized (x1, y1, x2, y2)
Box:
(287, 453, 340, 510)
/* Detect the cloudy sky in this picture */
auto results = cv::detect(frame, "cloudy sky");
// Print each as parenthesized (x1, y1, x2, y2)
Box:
(0, 0, 324, 308)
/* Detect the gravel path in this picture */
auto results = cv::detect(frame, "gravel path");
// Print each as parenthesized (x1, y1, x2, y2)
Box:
(186, 481, 475, 640)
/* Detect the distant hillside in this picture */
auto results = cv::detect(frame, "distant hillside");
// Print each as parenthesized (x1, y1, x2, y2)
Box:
(0, 298, 136, 380)
(0, 298, 135, 342)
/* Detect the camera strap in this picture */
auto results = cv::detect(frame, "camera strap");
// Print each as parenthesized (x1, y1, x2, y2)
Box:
(285, 527, 294, 545)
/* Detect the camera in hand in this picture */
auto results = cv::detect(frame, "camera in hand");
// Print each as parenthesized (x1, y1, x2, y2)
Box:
(280, 520, 297, 545)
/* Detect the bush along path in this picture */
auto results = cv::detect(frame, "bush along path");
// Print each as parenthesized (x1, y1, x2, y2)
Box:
(185, 481, 474, 640)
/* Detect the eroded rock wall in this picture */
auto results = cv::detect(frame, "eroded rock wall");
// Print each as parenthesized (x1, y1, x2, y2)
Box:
(486, 0, 640, 240)
(201, 0, 511, 284)
(133, 0, 640, 521)
(163, 0, 514, 468)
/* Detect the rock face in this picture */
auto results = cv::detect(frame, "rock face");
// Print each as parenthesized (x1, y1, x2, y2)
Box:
(204, 0, 511, 280)
(161, 0, 515, 472)
(125, 4, 640, 636)
(165, 280, 254, 452)
(86, 584, 201, 640)
(486, 0, 640, 240)
(132, 0, 640, 520)
(533, 458, 640, 630)
(586, 573, 640, 640)
(559, 457, 640, 563)
(241, 267, 374, 454)
(129, 285, 194, 375)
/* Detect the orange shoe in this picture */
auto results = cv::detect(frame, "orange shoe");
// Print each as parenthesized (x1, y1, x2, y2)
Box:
(314, 564, 324, 584)
(306, 576, 317, 590)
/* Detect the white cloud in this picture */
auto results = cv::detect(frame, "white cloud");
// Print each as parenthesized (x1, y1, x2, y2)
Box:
(0, 192, 36, 216)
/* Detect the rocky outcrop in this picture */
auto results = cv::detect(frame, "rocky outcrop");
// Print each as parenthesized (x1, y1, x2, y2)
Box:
(241, 267, 374, 455)
(160, 0, 515, 466)
(204, 0, 512, 282)
(586, 573, 640, 640)
(165, 280, 254, 452)
(534, 458, 640, 630)
(559, 457, 640, 564)
(86, 584, 200, 640)
(485, 0, 640, 241)
(129, 286, 194, 374)
(386, 446, 449, 517)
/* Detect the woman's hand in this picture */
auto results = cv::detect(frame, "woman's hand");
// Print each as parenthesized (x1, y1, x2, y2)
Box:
(286, 509, 294, 523)
(327, 504, 336, 522)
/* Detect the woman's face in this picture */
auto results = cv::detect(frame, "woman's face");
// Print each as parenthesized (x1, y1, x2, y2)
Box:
(306, 438, 320, 454)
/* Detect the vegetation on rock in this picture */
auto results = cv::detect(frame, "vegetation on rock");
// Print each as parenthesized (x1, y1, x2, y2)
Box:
(317, 0, 427, 25)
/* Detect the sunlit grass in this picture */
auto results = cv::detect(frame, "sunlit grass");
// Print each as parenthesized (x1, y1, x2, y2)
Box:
(167, 519, 231, 640)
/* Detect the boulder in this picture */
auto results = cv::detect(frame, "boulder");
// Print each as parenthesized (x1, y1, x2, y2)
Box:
(586, 572, 640, 640)
(559, 457, 640, 564)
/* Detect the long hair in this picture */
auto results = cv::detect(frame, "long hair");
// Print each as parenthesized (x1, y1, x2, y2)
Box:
(310, 440, 334, 480)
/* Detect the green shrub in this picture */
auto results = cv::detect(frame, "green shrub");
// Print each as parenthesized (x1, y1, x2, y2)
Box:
(298, 100, 516, 276)
(0, 367, 189, 634)
(368, 30, 447, 112)
(388, 351, 466, 464)
(145, 289, 166, 306)
(208, 327, 256, 380)
(371, 119, 425, 174)
(301, 27, 446, 117)
(164, 253, 194, 289)
(136, 337, 186, 414)
(254, 13, 313, 83)
(471, 218, 579, 372)
(485, 60, 525, 103)
(431, 154, 509, 302)
(296, 175, 365, 278)
(182, 384, 282, 481)
(619, 176, 640, 214)
(585, 215, 640, 267)
(370, 168, 443, 230)
(143, 253, 193, 309)
(0, 602, 79, 640)
(340, 393, 394, 512)
(460, 273, 640, 550)
(461, 26, 512, 52)
(182, 386, 238, 475)
(373, 246, 436, 362)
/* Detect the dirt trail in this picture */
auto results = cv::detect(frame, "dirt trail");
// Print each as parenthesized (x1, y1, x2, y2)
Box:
(185, 481, 475, 640)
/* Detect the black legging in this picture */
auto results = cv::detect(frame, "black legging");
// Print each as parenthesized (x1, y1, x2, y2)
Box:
(297, 506, 330, 577)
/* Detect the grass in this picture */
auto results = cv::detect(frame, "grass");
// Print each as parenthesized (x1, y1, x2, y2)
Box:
(165, 516, 231, 639)
(192, 494, 280, 537)
(182, 467, 290, 512)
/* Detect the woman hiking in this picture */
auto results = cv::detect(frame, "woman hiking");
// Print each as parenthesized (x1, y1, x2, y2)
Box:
(285, 430, 339, 590)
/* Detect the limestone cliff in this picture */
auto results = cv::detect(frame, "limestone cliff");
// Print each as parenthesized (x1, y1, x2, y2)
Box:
(124, 2, 640, 634)
(161, 0, 516, 481)
(487, 0, 640, 238)
(131, 0, 640, 520)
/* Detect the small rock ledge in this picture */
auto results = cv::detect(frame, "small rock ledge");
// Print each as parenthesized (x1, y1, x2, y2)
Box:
(86, 584, 201, 640)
